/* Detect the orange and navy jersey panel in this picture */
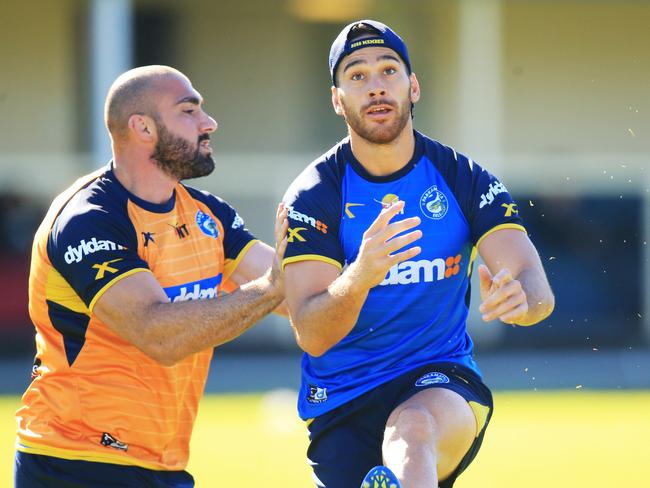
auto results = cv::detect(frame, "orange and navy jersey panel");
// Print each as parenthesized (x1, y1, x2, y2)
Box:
(17, 163, 257, 470)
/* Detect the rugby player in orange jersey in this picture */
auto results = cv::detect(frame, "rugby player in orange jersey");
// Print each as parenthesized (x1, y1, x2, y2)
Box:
(15, 65, 287, 487)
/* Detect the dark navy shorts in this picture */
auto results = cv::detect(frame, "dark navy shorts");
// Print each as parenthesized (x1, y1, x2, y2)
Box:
(14, 451, 195, 488)
(306, 362, 493, 488)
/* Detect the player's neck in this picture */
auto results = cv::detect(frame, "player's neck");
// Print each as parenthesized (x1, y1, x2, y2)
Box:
(348, 123, 415, 177)
(113, 148, 177, 205)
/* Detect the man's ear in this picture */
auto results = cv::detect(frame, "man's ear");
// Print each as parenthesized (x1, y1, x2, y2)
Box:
(409, 73, 421, 104)
(128, 114, 156, 143)
(331, 86, 344, 117)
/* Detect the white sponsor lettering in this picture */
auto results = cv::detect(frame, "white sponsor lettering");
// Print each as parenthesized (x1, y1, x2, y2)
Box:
(479, 181, 508, 209)
(231, 213, 244, 229)
(172, 284, 218, 302)
(286, 206, 328, 234)
(287, 206, 316, 227)
(380, 258, 447, 286)
(64, 238, 125, 264)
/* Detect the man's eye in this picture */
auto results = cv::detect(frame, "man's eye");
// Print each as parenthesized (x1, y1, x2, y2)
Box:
(351, 73, 364, 81)
(184, 109, 195, 114)
(385, 67, 397, 75)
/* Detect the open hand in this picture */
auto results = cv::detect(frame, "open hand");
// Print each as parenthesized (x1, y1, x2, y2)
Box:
(352, 200, 422, 288)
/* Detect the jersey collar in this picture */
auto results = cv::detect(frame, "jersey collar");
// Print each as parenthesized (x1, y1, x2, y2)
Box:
(343, 130, 425, 183)
(106, 161, 177, 214)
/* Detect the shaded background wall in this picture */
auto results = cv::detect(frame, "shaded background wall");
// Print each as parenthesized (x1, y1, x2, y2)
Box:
(1, 0, 649, 358)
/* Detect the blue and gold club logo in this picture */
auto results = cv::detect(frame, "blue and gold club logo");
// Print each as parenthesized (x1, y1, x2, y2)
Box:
(195, 210, 219, 239)
(419, 185, 448, 220)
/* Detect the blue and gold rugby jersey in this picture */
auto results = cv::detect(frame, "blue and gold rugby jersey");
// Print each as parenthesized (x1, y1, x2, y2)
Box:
(283, 131, 525, 419)
(17, 163, 257, 470)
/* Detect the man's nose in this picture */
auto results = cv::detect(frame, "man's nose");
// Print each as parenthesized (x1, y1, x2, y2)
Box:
(367, 79, 387, 98)
(202, 114, 218, 133)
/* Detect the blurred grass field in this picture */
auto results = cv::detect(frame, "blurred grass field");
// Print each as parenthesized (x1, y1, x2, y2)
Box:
(3, 390, 649, 487)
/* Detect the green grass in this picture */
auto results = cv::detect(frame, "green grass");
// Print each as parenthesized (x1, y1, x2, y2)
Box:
(3, 390, 649, 487)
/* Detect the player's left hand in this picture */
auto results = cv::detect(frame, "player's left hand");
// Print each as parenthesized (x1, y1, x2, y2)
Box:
(478, 264, 528, 324)
(271, 203, 288, 289)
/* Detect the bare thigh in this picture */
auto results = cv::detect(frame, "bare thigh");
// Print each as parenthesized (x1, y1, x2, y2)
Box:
(384, 387, 477, 481)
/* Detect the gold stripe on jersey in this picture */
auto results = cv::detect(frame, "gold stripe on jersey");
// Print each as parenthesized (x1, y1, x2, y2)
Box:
(282, 254, 343, 271)
(46, 268, 89, 314)
(467, 246, 478, 277)
(88, 268, 151, 312)
(223, 239, 260, 283)
(475, 223, 526, 248)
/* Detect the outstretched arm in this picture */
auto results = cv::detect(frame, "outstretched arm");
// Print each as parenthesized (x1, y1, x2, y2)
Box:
(222, 205, 289, 316)
(477, 228, 554, 326)
(93, 205, 288, 366)
(285, 201, 422, 356)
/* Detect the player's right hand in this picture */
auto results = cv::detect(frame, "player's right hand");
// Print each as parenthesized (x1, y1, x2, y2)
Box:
(352, 200, 422, 288)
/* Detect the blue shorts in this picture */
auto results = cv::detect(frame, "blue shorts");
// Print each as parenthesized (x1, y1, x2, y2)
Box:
(306, 362, 493, 488)
(14, 451, 194, 488)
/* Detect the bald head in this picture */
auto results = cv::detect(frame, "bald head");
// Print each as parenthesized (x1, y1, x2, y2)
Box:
(104, 65, 188, 141)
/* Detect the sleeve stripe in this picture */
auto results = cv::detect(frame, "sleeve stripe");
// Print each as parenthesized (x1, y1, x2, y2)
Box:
(476, 224, 527, 248)
(222, 239, 260, 283)
(88, 268, 152, 312)
(282, 254, 343, 271)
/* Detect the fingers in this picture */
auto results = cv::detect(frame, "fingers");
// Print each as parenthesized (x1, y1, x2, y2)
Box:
(479, 278, 527, 323)
(478, 264, 493, 300)
(274, 203, 288, 246)
(498, 301, 529, 324)
(384, 229, 423, 255)
(364, 200, 406, 236)
(375, 216, 421, 244)
(276, 233, 288, 262)
(492, 268, 513, 288)
(480, 287, 527, 322)
(388, 245, 422, 264)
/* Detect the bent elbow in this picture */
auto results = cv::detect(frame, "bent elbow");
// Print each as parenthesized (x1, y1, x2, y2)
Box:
(300, 341, 330, 358)
(521, 292, 556, 327)
(293, 326, 333, 358)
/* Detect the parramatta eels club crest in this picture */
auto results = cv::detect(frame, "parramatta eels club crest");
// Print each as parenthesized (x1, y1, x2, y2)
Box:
(195, 210, 219, 238)
(419, 185, 449, 220)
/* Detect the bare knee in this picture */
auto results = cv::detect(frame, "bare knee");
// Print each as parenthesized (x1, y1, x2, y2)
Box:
(384, 404, 437, 448)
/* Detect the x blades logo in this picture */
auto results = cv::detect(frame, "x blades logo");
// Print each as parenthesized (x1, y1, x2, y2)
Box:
(502, 203, 518, 217)
(142, 232, 155, 247)
(344, 202, 365, 218)
(287, 227, 306, 243)
(93, 259, 123, 280)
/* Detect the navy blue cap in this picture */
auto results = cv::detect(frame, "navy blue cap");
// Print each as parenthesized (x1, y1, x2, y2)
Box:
(329, 19, 411, 86)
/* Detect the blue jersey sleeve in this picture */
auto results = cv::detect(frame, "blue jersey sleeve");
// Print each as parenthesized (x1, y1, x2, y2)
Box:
(282, 155, 345, 270)
(433, 143, 525, 244)
(48, 194, 148, 310)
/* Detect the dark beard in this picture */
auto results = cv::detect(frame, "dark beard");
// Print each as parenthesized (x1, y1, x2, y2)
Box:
(151, 122, 215, 180)
(341, 93, 411, 145)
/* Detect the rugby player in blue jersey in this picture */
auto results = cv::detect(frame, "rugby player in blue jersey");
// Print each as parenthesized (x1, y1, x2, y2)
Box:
(281, 20, 554, 488)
